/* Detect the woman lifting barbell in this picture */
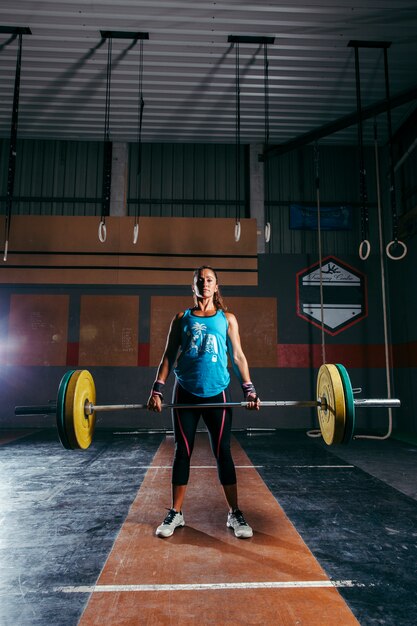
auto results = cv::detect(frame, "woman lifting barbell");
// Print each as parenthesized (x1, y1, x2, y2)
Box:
(147, 265, 260, 539)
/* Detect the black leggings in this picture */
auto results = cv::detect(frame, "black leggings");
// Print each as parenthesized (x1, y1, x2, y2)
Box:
(172, 384, 236, 486)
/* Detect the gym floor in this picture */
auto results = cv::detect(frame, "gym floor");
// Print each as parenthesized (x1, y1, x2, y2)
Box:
(1, 427, 416, 625)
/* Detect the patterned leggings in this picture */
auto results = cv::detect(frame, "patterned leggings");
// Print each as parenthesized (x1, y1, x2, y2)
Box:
(171, 383, 236, 486)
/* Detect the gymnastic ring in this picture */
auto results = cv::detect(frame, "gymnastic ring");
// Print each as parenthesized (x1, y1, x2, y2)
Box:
(3, 239, 8, 262)
(359, 239, 371, 260)
(265, 222, 271, 243)
(234, 221, 241, 242)
(98, 220, 107, 243)
(133, 223, 139, 245)
(386, 239, 407, 260)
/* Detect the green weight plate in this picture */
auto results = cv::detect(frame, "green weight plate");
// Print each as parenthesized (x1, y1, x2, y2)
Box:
(336, 363, 355, 444)
(56, 370, 76, 449)
(63, 370, 82, 450)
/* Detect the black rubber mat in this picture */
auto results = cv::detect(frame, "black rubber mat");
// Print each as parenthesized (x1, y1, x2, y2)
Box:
(0, 430, 163, 626)
(235, 430, 417, 626)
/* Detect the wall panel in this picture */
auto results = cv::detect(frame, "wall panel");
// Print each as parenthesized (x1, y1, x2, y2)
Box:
(79, 295, 139, 366)
(0, 215, 257, 286)
(0, 137, 394, 259)
(7, 294, 69, 366)
(128, 143, 245, 219)
(0, 138, 103, 216)
(265, 144, 379, 255)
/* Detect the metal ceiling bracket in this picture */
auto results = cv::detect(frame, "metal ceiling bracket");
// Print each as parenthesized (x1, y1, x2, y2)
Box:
(100, 30, 149, 40)
(347, 40, 391, 49)
(228, 35, 275, 45)
(0, 26, 32, 35)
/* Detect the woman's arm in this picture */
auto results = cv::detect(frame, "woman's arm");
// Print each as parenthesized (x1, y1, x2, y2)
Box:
(147, 312, 183, 412)
(226, 312, 260, 410)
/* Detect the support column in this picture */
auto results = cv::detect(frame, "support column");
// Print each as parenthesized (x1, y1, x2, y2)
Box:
(110, 142, 128, 216)
(249, 143, 265, 254)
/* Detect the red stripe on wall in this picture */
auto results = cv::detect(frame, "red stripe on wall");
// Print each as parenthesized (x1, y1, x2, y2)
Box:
(277, 342, 417, 368)
(277, 344, 394, 369)
(66, 342, 79, 366)
(61, 341, 416, 369)
(66, 342, 149, 367)
(138, 343, 150, 367)
(393, 341, 417, 368)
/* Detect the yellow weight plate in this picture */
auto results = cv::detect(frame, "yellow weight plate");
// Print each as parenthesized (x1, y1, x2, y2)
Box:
(316, 364, 346, 445)
(64, 369, 96, 450)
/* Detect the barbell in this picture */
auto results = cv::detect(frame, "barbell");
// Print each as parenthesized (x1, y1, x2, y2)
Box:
(14, 363, 400, 450)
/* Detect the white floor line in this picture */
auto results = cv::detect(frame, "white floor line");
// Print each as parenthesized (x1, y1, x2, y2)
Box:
(289, 465, 355, 469)
(138, 465, 353, 470)
(143, 465, 264, 469)
(56, 580, 363, 593)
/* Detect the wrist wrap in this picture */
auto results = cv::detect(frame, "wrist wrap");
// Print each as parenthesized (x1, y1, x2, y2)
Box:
(242, 381, 257, 400)
(152, 380, 165, 400)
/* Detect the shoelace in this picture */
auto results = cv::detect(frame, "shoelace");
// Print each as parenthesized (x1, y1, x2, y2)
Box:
(232, 509, 247, 526)
(163, 509, 178, 524)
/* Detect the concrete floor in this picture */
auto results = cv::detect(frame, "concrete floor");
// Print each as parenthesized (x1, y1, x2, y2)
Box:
(318, 435, 417, 500)
(0, 428, 416, 625)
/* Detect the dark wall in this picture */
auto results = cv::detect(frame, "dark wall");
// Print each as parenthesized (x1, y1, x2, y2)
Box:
(1, 251, 409, 438)
(388, 241, 417, 435)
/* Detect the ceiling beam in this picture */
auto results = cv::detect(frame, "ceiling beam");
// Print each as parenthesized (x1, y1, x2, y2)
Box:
(262, 83, 417, 160)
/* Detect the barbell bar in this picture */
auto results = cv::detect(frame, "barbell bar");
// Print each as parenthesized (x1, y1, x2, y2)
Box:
(14, 364, 400, 450)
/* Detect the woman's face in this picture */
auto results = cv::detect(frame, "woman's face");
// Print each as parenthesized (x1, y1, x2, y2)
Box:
(193, 268, 218, 300)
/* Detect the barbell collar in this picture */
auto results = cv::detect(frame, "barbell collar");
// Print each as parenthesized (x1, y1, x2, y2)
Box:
(353, 398, 401, 408)
(15, 404, 57, 416)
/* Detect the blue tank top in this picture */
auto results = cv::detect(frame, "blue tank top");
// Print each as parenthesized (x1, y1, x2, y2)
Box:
(174, 308, 230, 397)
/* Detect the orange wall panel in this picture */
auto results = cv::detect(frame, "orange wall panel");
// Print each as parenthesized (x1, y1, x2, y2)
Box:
(7, 294, 69, 366)
(79, 295, 139, 366)
(226, 296, 278, 368)
(0, 216, 257, 286)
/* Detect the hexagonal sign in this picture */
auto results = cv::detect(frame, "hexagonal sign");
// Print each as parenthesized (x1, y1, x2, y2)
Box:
(296, 255, 367, 336)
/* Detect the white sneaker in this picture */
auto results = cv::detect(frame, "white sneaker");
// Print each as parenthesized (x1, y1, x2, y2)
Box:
(227, 509, 253, 538)
(156, 508, 185, 537)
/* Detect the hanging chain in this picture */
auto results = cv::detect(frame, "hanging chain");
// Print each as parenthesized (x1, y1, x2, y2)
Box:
(314, 142, 326, 365)
(4, 33, 23, 262)
(353, 46, 369, 245)
(100, 37, 113, 234)
(263, 42, 270, 232)
(263, 43, 270, 147)
(235, 41, 241, 225)
(135, 38, 145, 227)
(383, 47, 398, 243)
(104, 37, 112, 142)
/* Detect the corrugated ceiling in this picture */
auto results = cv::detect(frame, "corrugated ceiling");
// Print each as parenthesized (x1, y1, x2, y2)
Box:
(1, 0, 417, 149)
